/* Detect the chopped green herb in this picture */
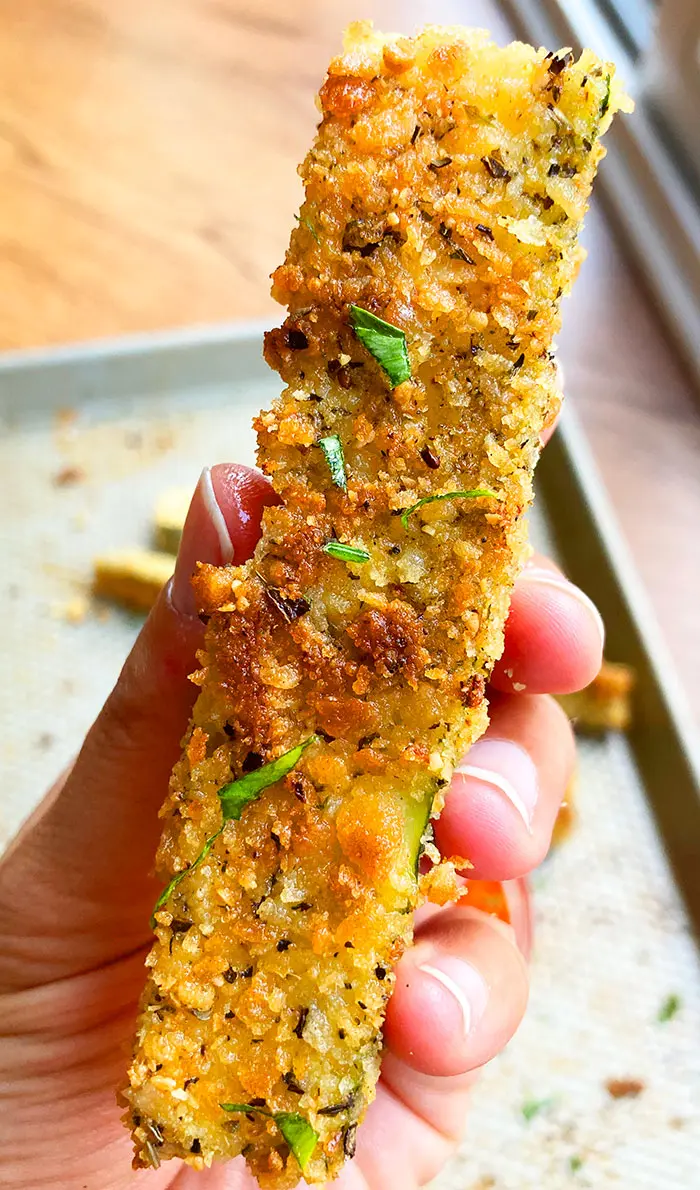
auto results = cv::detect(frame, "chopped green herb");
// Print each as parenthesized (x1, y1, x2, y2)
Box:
(400, 489, 496, 530)
(218, 736, 319, 821)
(600, 73, 612, 116)
(318, 434, 347, 491)
(294, 213, 319, 243)
(569, 1155, 584, 1174)
(150, 826, 223, 928)
(221, 1102, 265, 1114)
(349, 305, 410, 387)
(275, 1112, 319, 1170)
(323, 540, 370, 564)
(220, 1105, 318, 1171)
(657, 993, 681, 1022)
(151, 739, 317, 925)
(521, 1097, 554, 1122)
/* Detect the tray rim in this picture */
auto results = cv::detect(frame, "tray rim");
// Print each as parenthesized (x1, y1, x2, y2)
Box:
(0, 319, 275, 372)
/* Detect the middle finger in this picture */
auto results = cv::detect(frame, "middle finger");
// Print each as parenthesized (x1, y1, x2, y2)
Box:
(434, 692, 575, 881)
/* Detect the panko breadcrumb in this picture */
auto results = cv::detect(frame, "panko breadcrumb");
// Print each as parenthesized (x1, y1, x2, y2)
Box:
(122, 22, 630, 1188)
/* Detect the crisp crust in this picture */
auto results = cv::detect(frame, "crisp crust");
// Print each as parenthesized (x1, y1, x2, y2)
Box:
(122, 22, 628, 1187)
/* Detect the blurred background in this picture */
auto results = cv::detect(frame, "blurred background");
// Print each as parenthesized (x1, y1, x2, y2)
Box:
(1, 2, 700, 1188)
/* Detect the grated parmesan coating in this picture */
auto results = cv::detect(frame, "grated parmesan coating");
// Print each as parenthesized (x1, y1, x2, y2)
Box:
(122, 22, 630, 1187)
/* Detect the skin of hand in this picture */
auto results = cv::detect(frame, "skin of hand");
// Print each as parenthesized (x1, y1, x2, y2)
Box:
(0, 461, 603, 1190)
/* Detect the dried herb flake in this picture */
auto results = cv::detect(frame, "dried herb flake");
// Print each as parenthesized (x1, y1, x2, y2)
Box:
(600, 73, 612, 117)
(482, 154, 510, 180)
(263, 584, 310, 623)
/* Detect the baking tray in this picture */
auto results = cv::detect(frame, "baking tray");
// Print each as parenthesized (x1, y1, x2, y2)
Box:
(1, 324, 700, 1189)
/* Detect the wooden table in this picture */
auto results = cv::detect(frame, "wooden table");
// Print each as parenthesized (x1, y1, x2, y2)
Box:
(1, 0, 699, 721)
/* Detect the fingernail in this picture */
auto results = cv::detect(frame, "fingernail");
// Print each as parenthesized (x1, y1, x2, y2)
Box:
(522, 566, 606, 650)
(171, 468, 235, 617)
(456, 738, 539, 830)
(417, 956, 488, 1038)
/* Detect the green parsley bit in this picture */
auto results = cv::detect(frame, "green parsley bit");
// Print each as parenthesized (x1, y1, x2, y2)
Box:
(323, 540, 370, 564)
(318, 434, 347, 491)
(657, 993, 681, 1022)
(294, 213, 319, 243)
(400, 489, 496, 530)
(600, 73, 612, 117)
(275, 1112, 319, 1170)
(150, 826, 224, 928)
(218, 736, 319, 821)
(569, 1155, 584, 1174)
(220, 1105, 318, 1171)
(151, 738, 317, 925)
(521, 1097, 554, 1122)
(349, 304, 411, 387)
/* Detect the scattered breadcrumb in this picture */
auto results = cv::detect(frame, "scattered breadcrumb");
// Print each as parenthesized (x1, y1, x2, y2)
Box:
(51, 594, 90, 624)
(52, 465, 85, 487)
(605, 1078, 645, 1099)
(553, 773, 577, 846)
(54, 406, 78, 429)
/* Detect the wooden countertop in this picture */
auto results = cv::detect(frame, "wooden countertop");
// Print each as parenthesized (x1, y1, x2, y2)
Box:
(1, 0, 699, 722)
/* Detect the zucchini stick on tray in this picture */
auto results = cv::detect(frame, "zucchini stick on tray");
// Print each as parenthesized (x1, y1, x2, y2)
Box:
(122, 21, 630, 1187)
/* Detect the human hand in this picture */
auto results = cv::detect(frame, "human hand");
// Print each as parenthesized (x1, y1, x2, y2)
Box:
(0, 462, 603, 1189)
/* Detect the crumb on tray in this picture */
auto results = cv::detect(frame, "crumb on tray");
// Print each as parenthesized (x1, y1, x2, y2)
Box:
(605, 1078, 645, 1099)
(52, 465, 85, 487)
(51, 594, 90, 624)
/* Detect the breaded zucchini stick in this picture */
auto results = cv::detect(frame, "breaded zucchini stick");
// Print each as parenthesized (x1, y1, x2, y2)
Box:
(123, 22, 629, 1187)
(557, 659, 635, 732)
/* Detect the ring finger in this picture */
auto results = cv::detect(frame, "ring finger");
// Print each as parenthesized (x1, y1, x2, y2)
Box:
(435, 692, 576, 881)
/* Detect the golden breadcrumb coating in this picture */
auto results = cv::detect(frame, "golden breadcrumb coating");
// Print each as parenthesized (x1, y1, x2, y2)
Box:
(122, 22, 630, 1188)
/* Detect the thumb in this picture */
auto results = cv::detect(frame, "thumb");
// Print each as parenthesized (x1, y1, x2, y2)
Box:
(0, 464, 276, 993)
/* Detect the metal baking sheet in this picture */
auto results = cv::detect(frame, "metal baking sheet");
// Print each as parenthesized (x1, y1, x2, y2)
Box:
(1, 324, 699, 1189)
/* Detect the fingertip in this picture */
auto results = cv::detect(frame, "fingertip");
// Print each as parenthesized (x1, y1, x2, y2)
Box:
(495, 566, 604, 695)
(171, 463, 277, 617)
(209, 463, 279, 562)
(385, 908, 529, 1078)
(434, 695, 575, 881)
